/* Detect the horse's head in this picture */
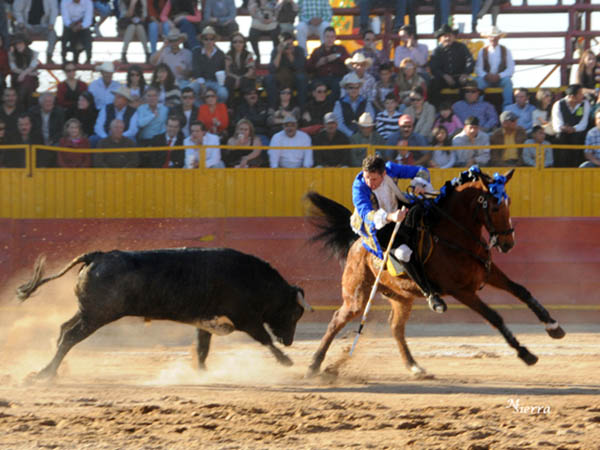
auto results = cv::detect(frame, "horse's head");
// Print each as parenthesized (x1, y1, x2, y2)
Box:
(478, 169, 515, 253)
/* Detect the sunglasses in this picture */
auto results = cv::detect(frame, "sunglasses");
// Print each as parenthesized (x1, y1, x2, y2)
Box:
(315, 89, 326, 93)
(409, 97, 422, 101)
(346, 86, 360, 90)
(284, 123, 296, 127)
(204, 37, 215, 41)
(182, 95, 194, 99)
(465, 89, 478, 93)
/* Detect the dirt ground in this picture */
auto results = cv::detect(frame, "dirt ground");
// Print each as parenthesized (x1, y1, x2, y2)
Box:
(1, 278, 599, 450)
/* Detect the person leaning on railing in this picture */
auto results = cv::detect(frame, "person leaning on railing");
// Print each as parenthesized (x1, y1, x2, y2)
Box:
(57, 118, 91, 168)
(451, 115, 490, 168)
(522, 125, 552, 167)
(312, 112, 350, 167)
(95, 118, 139, 168)
(581, 109, 600, 168)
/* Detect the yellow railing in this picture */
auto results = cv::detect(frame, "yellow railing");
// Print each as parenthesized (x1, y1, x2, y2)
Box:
(0, 144, 598, 218)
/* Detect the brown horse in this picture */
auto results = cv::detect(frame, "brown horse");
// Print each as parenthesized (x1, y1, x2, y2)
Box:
(305, 168, 565, 377)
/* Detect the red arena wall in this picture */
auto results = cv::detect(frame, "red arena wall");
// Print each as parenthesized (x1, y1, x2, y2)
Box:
(1, 217, 598, 324)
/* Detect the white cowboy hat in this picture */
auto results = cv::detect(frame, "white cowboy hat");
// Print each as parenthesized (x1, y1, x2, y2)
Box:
(201, 26, 217, 37)
(111, 85, 132, 101)
(96, 61, 115, 73)
(345, 53, 373, 69)
(480, 26, 506, 38)
(356, 112, 375, 127)
(340, 72, 364, 87)
(166, 28, 186, 42)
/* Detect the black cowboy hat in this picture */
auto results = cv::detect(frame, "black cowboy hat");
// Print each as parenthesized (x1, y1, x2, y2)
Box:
(434, 24, 458, 39)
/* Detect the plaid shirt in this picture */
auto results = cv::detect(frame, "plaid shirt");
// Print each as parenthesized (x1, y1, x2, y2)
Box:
(298, 0, 332, 23)
(584, 127, 600, 159)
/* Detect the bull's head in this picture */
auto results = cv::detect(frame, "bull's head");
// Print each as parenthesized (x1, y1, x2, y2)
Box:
(268, 287, 310, 346)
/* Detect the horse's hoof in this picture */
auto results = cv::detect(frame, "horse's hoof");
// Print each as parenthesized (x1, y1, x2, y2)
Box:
(278, 355, 294, 367)
(546, 325, 566, 339)
(24, 370, 55, 385)
(428, 296, 447, 314)
(518, 348, 538, 366)
(410, 365, 433, 379)
(305, 367, 320, 378)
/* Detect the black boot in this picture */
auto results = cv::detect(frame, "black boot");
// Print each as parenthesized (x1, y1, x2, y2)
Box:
(396, 256, 447, 314)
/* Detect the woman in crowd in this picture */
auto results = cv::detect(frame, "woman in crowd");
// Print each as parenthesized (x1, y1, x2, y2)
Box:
(532, 88, 555, 137)
(433, 101, 463, 138)
(150, 63, 181, 107)
(574, 49, 599, 101)
(300, 81, 332, 135)
(9, 33, 39, 109)
(224, 118, 265, 167)
(225, 33, 256, 102)
(126, 65, 147, 108)
(70, 92, 99, 138)
(395, 57, 426, 107)
(57, 118, 92, 168)
(403, 86, 435, 140)
(197, 87, 229, 138)
(119, 0, 151, 63)
(429, 126, 455, 168)
(56, 62, 88, 118)
(248, 0, 279, 65)
(267, 86, 300, 135)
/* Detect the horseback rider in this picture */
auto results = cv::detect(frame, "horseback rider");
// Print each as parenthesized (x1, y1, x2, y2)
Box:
(350, 155, 447, 313)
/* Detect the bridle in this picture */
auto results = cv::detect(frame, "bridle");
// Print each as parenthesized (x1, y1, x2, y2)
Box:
(475, 192, 515, 250)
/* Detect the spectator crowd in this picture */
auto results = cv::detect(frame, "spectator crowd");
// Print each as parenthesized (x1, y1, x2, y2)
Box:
(0, 0, 599, 169)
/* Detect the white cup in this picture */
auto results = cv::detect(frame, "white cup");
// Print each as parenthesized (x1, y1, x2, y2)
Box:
(215, 70, 226, 86)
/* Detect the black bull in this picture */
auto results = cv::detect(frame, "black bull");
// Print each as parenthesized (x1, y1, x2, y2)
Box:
(16, 248, 312, 379)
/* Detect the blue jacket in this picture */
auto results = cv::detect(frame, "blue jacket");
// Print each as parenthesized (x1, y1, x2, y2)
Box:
(351, 161, 428, 258)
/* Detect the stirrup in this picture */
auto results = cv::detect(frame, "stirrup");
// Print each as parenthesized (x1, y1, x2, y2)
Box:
(427, 295, 447, 314)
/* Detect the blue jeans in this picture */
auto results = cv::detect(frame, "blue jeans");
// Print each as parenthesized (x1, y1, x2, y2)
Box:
(148, 21, 169, 54)
(359, 0, 415, 31)
(433, 0, 450, 31)
(191, 79, 229, 103)
(472, 0, 481, 31)
(475, 75, 513, 107)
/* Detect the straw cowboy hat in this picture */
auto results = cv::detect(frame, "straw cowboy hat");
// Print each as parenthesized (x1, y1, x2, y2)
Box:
(111, 86, 133, 101)
(345, 53, 373, 69)
(96, 61, 115, 73)
(166, 28, 186, 42)
(480, 26, 506, 38)
(201, 26, 217, 37)
(356, 112, 375, 127)
(340, 72, 364, 87)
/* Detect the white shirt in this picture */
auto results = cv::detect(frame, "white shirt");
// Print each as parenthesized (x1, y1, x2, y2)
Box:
(551, 98, 591, 133)
(88, 79, 121, 111)
(268, 130, 313, 168)
(183, 133, 222, 168)
(61, 0, 94, 28)
(475, 45, 515, 78)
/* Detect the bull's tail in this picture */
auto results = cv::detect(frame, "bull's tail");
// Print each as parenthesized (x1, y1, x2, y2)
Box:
(16, 252, 103, 301)
(304, 191, 358, 262)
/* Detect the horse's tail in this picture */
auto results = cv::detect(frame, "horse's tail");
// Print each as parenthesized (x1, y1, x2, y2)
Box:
(304, 191, 358, 262)
(16, 252, 103, 302)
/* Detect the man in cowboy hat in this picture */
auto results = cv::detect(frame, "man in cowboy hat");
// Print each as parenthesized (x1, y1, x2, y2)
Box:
(333, 72, 376, 138)
(351, 29, 387, 80)
(350, 154, 446, 313)
(268, 114, 313, 168)
(60, 0, 94, 64)
(349, 111, 386, 167)
(452, 79, 499, 133)
(474, 25, 514, 107)
(88, 61, 122, 111)
(92, 85, 138, 147)
(343, 52, 376, 102)
(191, 26, 228, 103)
(429, 24, 474, 105)
(306, 26, 350, 102)
(150, 29, 192, 84)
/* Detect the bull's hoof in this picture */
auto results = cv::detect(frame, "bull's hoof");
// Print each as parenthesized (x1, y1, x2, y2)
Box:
(24, 370, 55, 385)
(546, 324, 566, 339)
(518, 348, 538, 366)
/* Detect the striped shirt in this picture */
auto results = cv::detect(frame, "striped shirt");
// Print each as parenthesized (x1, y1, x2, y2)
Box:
(584, 126, 600, 160)
(375, 109, 402, 140)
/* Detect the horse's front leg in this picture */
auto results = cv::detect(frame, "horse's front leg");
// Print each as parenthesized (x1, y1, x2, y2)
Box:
(455, 290, 539, 366)
(487, 263, 565, 339)
(384, 294, 426, 377)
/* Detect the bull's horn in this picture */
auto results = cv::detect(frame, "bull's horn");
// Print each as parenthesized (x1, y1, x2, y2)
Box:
(297, 291, 314, 312)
